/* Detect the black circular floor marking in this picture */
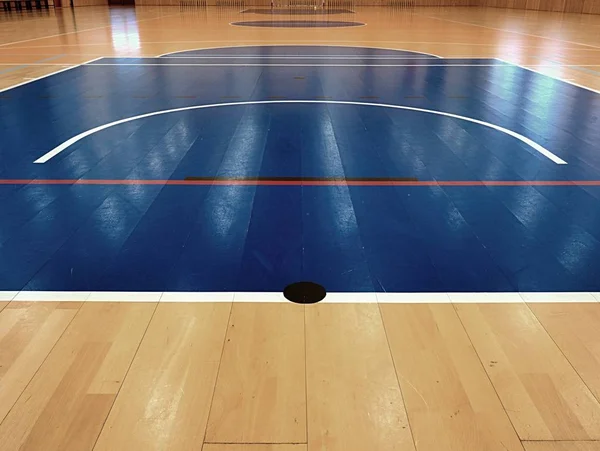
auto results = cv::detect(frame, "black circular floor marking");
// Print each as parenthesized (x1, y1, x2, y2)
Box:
(284, 281, 326, 304)
(231, 20, 365, 28)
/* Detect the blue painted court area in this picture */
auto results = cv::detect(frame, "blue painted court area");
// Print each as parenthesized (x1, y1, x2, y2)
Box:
(2, 45, 600, 293)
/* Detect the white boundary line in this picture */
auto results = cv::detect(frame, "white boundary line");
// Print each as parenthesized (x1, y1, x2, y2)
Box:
(3, 291, 599, 304)
(494, 58, 600, 95)
(0, 57, 103, 94)
(4, 41, 599, 50)
(156, 44, 443, 58)
(0, 25, 117, 49)
(33, 99, 566, 165)
(418, 13, 600, 50)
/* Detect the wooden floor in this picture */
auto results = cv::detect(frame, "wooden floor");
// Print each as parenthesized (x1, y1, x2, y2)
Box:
(2, 5, 600, 451)
(2, 299, 600, 450)
(2, 5, 600, 91)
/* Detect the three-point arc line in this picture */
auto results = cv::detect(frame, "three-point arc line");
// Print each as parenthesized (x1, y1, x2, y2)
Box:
(32, 100, 568, 165)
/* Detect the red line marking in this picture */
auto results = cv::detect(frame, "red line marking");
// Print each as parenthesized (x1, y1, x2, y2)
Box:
(1, 179, 600, 186)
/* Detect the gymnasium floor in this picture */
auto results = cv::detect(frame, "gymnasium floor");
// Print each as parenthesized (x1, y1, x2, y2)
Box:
(1, 5, 600, 451)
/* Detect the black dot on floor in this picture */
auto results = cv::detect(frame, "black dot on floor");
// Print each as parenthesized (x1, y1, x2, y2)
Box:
(283, 281, 326, 304)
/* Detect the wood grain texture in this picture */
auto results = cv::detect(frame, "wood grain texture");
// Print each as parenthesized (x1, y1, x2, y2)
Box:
(94, 303, 231, 451)
(380, 303, 523, 451)
(583, 0, 600, 13)
(528, 303, 600, 403)
(0, 302, 79, 425)
(480, 0, 592, 12)
(306, 304, 415, 451)
(2, 7, 600, 90)
(523, 442, 600, 451)
(455, 303, 600, 441)
(136, 0, 477, 5)
(205, 303, 306, 444)
(0, 302, 155, 451)
(64, 0, 108, 7)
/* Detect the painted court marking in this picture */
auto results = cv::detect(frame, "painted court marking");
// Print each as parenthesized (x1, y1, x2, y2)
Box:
(160, 55, 441, 59)
(1, 179, 597, 187)
(33, 99, 567, 165)
(3, 62, 600, 68)
(84, 63, 515, 67)
(0, 57, 102, 94)
(418, 13, 600, 50)
(156, 44, 444, 58)
(494, 58, 600, 95)
(0, 12, 184, 48)
(3, 291, 599, 304)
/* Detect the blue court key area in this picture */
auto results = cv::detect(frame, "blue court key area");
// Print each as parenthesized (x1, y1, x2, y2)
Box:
(1, 46, 600, 293)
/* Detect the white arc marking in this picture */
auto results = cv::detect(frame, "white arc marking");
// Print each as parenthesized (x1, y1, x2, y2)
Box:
(34, 100, 567, 165)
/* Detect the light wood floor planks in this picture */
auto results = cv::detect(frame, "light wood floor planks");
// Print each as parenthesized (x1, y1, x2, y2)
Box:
(1, 300, 600, 450)
(205, 303, 306, 444)
(522, 442, 600, 451)
(2, 6, 600, 91)
(0, 301, 156, 451)
(528, 303, 600, 403)
(380, 303, 523, 451)
(306, 304, 414, 451)
(455, 303, 600, 441)
(94, 303, 231, 451)
(0, 302, 79, 425)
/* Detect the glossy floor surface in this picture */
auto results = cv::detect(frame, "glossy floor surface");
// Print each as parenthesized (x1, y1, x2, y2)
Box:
(2, 5, 600, 451)
(3, 45, 600, 292)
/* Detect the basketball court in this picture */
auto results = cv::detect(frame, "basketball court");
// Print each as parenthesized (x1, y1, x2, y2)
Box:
(1, 4, 600, 451)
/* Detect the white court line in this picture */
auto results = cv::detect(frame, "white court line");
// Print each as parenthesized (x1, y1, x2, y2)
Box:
(495, 58, 600, 95)
(447, 292, 523, 303)
(87, 291, 163, 302)
(0, 57, 103, 94)
(4, 291, 599, 304)
(4, 40, 600, 50)
(13, 291, 91, 302)
(418, 13, 600, 50)
(33, 99, 567, 165)
(377, 293, 451, 303)
(520, 292, 599, 303)
(0, 25, 116, 48)
(4, 42, 599, 51)
(0, 12, 183, 48)
(156, 44, 443, 58)
(0, 292, 18, 301)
